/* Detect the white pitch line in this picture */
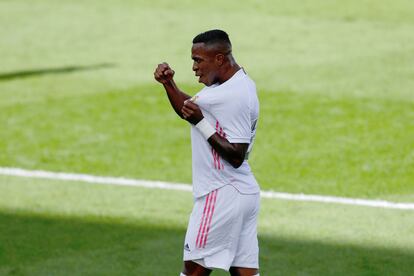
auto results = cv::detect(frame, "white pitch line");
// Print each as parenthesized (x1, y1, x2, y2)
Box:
(0, 167, 413, 210)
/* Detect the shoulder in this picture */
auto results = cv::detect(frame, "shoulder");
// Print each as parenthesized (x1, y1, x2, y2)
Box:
(237, 72, 259, 116)
(232, 71, 258, 104)
(240, 70, 257, 91)
(228, 69, 256, 92)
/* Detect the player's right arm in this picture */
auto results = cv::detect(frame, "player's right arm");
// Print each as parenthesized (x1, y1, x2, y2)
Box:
(154, 62, 191, 118)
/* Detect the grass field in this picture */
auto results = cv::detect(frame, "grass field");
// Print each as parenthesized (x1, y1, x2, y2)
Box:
(1, 0, 414, 275)
(1, 176, 413, 275)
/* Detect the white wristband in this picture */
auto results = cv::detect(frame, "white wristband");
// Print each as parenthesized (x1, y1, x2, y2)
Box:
(195, 118, 216, 140)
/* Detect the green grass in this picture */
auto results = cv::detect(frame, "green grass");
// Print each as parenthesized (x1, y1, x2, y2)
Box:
(1, 0, 414, 101)
(1, 176, 413, 275)
(1, 0, 414, 274)
(1, 85, 413, 198)
(1, 0, 413, 199)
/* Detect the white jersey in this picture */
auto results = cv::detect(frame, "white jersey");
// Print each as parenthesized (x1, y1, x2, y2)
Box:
(191, 68, 260, 198)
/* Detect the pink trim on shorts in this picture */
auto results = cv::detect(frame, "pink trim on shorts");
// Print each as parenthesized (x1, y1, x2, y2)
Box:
(198, 190, 214, 248)
(195, 192, 212, 248)
(202, 189, 218, 248)
(195, 189, 218, 248)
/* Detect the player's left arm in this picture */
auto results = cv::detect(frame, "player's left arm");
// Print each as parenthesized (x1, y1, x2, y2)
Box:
(181, 100, 248, 168)
(207, 136, 248, 168)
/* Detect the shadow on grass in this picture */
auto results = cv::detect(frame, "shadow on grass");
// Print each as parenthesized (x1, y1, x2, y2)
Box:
(0, 63, 114, 81)
(0, 211, 412, 275)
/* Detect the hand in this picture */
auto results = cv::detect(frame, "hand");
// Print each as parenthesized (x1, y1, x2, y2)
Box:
(181, 99, 204, 125)
(154, 62, 175, 84)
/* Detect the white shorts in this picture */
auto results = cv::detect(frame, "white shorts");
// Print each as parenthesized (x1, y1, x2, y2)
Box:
(183, 184, 260, 271)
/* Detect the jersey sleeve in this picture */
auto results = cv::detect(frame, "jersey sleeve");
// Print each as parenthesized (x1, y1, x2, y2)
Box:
(223, 92, 253, 144)
(225, 118, 251, 143)
(199, 72, 258, 146)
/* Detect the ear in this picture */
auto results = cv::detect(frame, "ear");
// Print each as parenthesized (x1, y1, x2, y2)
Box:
(215, 54, 225, 66)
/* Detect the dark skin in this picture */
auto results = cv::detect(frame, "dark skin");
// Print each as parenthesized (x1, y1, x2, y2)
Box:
(154, 42, 258, 276)
(181, 262, 258, 276)
(154, 43, 248, 169)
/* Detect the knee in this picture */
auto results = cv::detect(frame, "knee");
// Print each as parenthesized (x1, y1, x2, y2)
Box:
(183, 260, 197, 274)
(229, 267, 259, 276)
(182, 260, 211, 276)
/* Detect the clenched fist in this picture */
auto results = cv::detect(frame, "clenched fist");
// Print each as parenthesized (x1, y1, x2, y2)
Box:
(154, 62, 175, 84)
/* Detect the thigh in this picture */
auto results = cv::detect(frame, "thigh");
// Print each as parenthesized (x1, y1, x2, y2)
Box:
(231, 192, 260, 269)
(229, 266, 259, 276)
(183, 185, 243, 270)
(183, 260, 212, 276)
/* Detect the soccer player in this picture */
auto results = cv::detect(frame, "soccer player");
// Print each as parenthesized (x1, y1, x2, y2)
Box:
(154, 29, 260, 276)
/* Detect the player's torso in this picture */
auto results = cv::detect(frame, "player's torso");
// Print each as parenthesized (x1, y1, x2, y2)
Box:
(190, 70, 260, 197)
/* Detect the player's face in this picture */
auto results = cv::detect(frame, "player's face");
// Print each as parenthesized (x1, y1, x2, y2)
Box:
(191, 43, 220, 86)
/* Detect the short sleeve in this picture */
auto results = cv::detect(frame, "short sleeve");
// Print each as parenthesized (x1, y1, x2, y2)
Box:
(222, 92, 252, 144)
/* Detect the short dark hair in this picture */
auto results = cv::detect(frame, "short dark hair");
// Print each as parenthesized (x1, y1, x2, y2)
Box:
(192, 29, 232, 47)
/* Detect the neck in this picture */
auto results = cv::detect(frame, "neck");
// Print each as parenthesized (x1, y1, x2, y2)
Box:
(217, 59, 241, 84)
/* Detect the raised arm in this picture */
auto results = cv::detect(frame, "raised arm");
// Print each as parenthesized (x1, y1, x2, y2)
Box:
(154, 62, 191, 118)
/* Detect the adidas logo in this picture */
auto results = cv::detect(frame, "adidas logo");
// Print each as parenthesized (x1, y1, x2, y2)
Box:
(184, 243, 190, 252)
